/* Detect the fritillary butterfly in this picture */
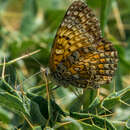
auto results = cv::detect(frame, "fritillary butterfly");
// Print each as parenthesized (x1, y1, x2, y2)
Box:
(49, 0, 118, 88)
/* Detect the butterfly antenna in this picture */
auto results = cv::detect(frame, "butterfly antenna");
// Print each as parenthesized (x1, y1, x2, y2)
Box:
(30, 55, 46, 78)
(30, 55, 44, 68)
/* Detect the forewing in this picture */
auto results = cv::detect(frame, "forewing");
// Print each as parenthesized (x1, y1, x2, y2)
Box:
(49, 0, 101, 72)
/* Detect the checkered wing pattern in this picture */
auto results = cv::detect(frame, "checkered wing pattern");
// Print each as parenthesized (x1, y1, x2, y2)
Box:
(49, 0, 118, 88)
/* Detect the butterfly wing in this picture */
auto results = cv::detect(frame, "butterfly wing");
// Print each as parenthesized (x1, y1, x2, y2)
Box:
(49, 1, 118, 88)
(50, 0, 101, 71)
(67, 39, 118, 88)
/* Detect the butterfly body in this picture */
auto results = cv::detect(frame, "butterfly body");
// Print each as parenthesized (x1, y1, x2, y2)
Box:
(49, 1, 118, 88)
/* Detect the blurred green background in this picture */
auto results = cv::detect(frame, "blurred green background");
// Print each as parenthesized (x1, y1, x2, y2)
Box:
(0, 0, 130, 129)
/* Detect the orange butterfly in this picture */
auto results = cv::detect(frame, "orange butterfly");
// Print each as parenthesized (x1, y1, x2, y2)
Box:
(49, 1, 118, 88)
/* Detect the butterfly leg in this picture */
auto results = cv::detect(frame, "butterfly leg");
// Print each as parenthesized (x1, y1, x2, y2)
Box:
(93, 84, 100, 97)
(97, 88, 100, 97)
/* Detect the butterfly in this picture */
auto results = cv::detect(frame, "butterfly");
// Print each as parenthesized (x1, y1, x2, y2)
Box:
(49, 0, 118, 88)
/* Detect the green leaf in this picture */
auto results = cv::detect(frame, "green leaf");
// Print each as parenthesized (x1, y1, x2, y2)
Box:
(27, 93, 66, 127)
(82, 89, 97, 110)
(32, 126, 42, 130)
(29, 101, 47, 126)
(70, 112, 116, 130)
(20, 0, 38, 35)
(0, 106, 12, 123)
(16, 95, 47, 129)
(86, 0, 102, 8)
(59, 117, 83, 130)
(100, 0, 112, 36)
(101, 96, 120, 112)
(100, 86, 130, 113)
(45, 9, 65, 32)
(68, 89, 97, 112)
(0, 92, 25, 114)
(81, 121, 103, 130)
(114, 66, 123, 91)
(0, 79, 18, 96)
(126, 119, 130, 129)
(85, 97, 101, 114)
(0, 64, 17, 87)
